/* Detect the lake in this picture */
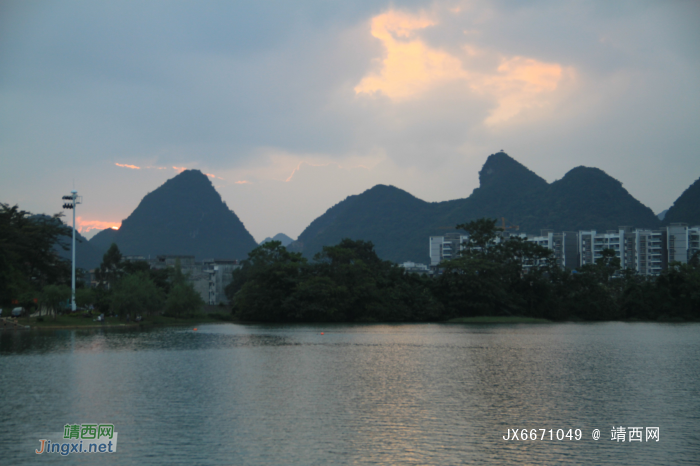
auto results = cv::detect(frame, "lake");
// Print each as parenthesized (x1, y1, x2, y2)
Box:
(1, 322, 698, 465)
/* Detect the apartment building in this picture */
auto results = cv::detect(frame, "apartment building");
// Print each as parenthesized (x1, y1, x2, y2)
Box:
(527, 230, 579, 269)
(428, 224, 695, 276)
(429, 233, 469, 266)
(578, 227, 637, 270)
(635, 229, 667, 275)
(667, 223, 700, 264)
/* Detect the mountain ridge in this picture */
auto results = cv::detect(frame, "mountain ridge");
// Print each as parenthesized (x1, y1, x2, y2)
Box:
(290, 152, 664, 263)
(662, 176, 700, 226)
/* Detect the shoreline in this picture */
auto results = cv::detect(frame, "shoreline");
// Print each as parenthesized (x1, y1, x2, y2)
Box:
(3, 314, 229, 331)
(3, 315, 697, 331)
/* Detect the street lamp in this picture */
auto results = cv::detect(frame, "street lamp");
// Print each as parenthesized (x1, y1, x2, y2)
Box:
(62, 191, 82, 311)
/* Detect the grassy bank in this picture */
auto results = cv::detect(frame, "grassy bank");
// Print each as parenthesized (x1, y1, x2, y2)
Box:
(11, 312, 234, 329)
(446, 316, 551, 324)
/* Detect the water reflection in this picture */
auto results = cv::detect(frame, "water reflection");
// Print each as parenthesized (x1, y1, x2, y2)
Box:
(1, 323, 698, 465)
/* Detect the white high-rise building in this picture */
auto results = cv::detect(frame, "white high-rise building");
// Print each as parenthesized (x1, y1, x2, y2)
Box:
(578, 227, 636, 270)
(667, 224, 700, 264)
(635, 229, 667, 275)
(526, 230, 579, 269)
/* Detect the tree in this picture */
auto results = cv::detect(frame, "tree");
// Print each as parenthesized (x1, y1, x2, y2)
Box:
(455, 218, 503, 253)
(96, 243, 124, 289)
(75, 288, 97, 310)
(228, 241, 308, 321)
(40, 284, 71, 318)
(439, 219, 556, 318)
(163, 260, 204, 317)
(110, 271, 163, 319)
(0, 204, 71, 306)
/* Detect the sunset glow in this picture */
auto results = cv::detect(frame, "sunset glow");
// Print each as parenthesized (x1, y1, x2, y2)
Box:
(76, 217, 121, 234)
(355, 8, 567, 124)
(115, 163, 140, 169)
(354, 10, 464, 100)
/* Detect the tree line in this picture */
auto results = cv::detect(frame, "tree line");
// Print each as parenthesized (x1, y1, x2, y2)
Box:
(4, 202, 697, 322)
(226, 218, 700, 322)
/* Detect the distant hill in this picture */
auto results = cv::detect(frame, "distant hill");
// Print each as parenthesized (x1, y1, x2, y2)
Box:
(663, 176, 700, 226)
(657, 209, 668, 221)
(31, 215, 103, 270)
(103, 170, 258, 260)
(290, 152, 662, 264)
(289, 184, 437, 263)
(260, 233, 294, 247)
(89, 227, 119, 256)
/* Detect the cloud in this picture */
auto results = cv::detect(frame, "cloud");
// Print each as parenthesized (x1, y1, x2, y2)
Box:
(354, 10, 465, 100)
(115, 163, 140, 169)
(354, 7, 569, 125)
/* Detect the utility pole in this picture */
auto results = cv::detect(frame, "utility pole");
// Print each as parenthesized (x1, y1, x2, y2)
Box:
(62, 191, 82, 311)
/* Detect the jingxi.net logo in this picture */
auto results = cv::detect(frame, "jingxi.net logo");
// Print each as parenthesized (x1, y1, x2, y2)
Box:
(35, 423, 118, 456)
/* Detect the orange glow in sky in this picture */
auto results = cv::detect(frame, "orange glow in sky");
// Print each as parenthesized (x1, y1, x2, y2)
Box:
(355, 8, 568, 125)
(115, 163, 140, 169)
(76, 217, 121, 234)
(354, 11, 463, 100)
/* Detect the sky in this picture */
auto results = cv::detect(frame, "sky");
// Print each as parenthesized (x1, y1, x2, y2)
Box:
(1, 0, 699, 242)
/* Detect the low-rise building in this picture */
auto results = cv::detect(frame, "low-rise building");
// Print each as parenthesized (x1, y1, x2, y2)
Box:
(202, 259, 240, 305)
(399, 261, 430, 275)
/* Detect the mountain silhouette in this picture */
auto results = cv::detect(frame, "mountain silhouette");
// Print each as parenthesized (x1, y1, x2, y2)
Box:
(260, 233, 294, 247)
(96, 169, 257, 260)
(89, 227, 119, 256)
(663, 176, 700, 226)
(291, 152, 662, 263)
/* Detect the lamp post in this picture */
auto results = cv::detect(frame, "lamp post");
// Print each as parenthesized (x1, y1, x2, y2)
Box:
(62, 191, 82, 311)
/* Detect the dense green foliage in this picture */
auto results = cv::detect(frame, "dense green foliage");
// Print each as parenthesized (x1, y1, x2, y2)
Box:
(39, 284, 71, 318)
(226, 239, 442, 322)
(0, 204, 72, 308)
(291, 152, 663, 264)
(94, 246, 203, 319)
(110, 271, 164, 318)
(231, 220, 700, 323)
(163, 261, 205, 317)
(92, 169, 258, 260)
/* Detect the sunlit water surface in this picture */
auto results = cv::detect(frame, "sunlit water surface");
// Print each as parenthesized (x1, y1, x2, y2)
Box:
(1, 322, 699, 465)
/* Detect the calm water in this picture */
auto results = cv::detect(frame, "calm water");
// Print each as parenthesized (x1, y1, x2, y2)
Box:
(1, 322, 698, 465)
